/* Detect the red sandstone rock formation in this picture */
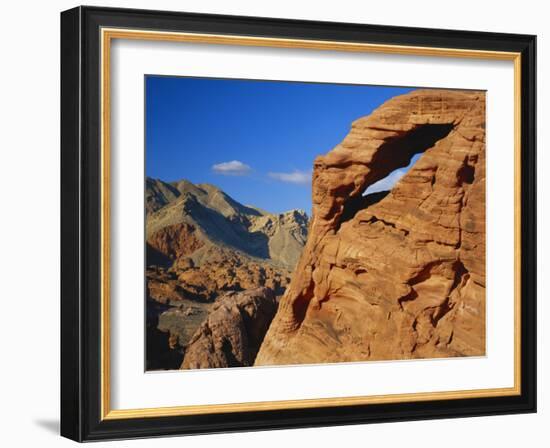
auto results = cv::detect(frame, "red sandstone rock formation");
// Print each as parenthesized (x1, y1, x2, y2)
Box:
(181, 287, 278, 369)
(255, 89, 486, 366)
(147, 223, 204, 260)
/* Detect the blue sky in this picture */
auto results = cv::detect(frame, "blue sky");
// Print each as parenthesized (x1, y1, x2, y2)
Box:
(146, 76, 414, 214)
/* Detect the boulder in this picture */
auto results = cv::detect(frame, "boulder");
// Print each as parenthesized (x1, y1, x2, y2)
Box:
(181, 287, 278, 369)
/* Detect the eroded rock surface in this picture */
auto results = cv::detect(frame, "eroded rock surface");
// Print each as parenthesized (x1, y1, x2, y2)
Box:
(181, 287, 278, 369)
(255, 89, 486, 366)
(145, 179, 307, 369)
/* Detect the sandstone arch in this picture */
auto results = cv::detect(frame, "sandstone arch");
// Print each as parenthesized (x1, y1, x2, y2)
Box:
(255, 89, 486, 365)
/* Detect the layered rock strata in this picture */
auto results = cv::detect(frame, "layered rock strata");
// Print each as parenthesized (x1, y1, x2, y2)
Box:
(255, 89, 486, 365)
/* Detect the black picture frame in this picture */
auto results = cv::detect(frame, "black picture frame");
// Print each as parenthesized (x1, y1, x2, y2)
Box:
(61, 5, 536, 442)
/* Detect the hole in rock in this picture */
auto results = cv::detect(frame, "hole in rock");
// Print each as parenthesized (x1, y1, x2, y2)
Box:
(340, 190, 390, 224)
(363, 153, 422, 196)
(338, 123, 454, 227)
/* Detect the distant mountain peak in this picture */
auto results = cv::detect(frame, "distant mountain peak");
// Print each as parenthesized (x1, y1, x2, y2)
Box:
(146, 178, 309, 271)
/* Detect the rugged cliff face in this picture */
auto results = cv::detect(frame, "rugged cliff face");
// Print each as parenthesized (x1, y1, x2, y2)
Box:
(255, 89, 486, 366)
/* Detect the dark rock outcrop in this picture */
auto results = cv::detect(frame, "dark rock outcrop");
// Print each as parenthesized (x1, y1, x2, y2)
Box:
(146, 299, 184, 370)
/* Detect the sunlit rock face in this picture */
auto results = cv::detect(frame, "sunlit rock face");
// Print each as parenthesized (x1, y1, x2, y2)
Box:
(255, 89, 486, 366)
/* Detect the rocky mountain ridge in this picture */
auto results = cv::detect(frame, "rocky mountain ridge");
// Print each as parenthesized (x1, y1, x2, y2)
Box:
(147, 177, 308, 271)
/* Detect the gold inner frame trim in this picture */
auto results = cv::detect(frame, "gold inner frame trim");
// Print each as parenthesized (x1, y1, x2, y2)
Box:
(100, 27, 522, 421)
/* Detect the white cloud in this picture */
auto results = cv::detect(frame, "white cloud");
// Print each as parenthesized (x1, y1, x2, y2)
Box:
(363, 169, 406, 195)
(212, 160, 251, 176)
(268, 170, 312, 185)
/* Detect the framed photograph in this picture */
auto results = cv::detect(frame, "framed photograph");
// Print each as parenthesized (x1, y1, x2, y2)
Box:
(60, 6, 536, 441)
